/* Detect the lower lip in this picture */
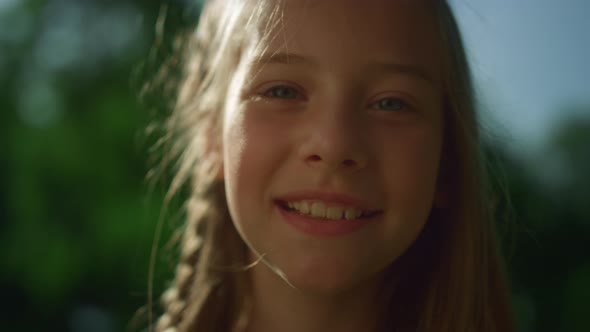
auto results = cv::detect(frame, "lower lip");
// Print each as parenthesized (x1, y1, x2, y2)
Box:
(276, 204, 378, 237)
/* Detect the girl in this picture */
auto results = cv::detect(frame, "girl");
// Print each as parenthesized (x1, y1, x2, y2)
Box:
(152, 0, 514, 331)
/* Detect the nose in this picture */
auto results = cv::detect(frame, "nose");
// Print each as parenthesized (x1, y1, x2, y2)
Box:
(297, 109, 368, 172)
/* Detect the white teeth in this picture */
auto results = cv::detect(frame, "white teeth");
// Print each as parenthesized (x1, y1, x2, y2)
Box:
(344, 208, 362, 220)
(300, 201, 310, 214)
(326, 207, 343, 220)
(285, 200, 366, 220)
(310, 202, 326, 218)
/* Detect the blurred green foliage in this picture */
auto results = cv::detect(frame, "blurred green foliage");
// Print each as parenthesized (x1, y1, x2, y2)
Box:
(0, 1, 588, 331)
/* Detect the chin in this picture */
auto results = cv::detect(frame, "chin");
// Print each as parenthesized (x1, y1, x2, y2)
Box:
(278, 255, 381, 297)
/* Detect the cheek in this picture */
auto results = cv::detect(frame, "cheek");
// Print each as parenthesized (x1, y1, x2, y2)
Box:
(223, 106, 264, 252)
(222, 104, 297, 264)
(368, 127, 442, 267)
(222, 107, 245, 199)
(223, 104, 289, 182)
(222, 103, 290, 223)
(377, 125, 442, 214)
(401, 132, 441, 186)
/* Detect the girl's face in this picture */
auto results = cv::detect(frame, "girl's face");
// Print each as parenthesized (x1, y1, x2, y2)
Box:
(222, 0, 444, 294)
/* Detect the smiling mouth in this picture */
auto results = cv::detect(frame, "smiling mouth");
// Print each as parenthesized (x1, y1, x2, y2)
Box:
(276, 200, 382, 221)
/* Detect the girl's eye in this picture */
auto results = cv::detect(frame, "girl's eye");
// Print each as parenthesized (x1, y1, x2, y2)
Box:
(371, 97, 408, 111)
(263, 85, 300, 99)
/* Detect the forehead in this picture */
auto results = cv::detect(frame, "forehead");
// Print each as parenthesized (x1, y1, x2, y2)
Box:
(247, 0, 442, 83)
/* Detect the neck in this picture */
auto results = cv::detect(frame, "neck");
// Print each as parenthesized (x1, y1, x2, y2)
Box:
(242, 263, 386, 332)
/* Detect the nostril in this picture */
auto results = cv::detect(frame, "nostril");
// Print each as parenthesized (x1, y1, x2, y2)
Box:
(342, 159, 356, 167)
(307, 155, 322, 162)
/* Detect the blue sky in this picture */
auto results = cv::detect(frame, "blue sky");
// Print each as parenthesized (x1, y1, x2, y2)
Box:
(449, 0, 590, 154)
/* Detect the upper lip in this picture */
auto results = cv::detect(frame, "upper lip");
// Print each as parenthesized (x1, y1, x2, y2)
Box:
(275, 189, 381, 211)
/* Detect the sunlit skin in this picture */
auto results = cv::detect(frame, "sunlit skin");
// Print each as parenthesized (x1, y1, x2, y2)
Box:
(222, 1, 444, 331)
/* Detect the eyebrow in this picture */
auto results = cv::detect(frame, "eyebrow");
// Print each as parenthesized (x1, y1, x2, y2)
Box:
(250, 52, 437, 86)
(370, 62, 436, 86)
(252, 52, 315, 66)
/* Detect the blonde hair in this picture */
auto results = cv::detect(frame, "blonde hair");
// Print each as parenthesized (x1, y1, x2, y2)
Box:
(152, 1, 514, 331)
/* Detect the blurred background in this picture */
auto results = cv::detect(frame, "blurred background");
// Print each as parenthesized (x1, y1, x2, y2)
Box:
(0, 0, 588, 331)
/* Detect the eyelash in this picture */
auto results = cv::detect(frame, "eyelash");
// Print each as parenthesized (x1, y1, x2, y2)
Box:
(368, 96, 411, 112)
(258, 84, 413, 112)
(260, 85, 303, 100)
